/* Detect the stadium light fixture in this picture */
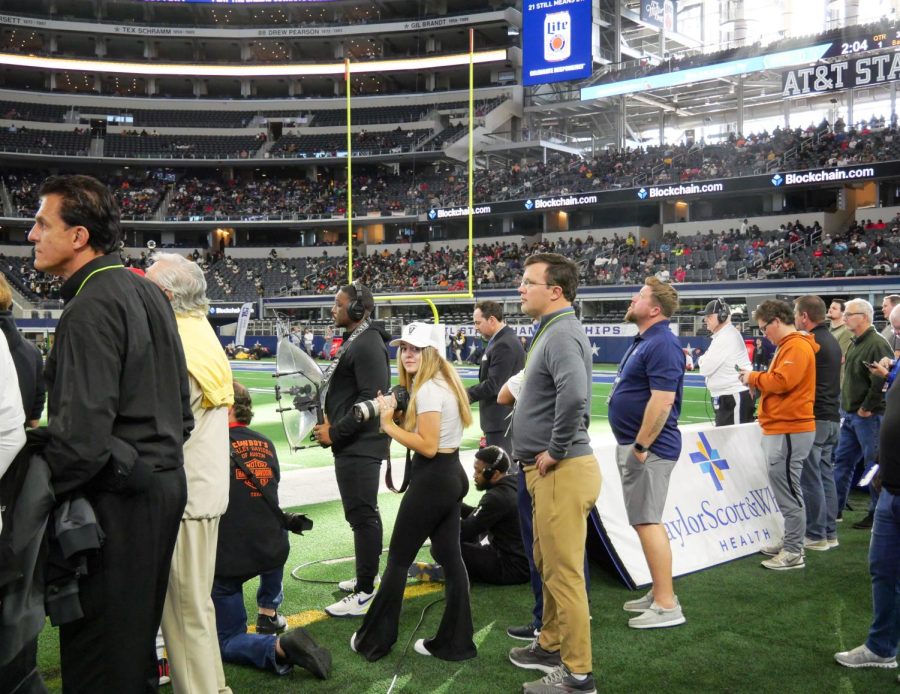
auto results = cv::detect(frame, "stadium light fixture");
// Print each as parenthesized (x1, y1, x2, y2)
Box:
(0, 50, 507, 77)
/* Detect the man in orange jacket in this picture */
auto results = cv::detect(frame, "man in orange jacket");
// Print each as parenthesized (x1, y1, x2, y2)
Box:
(739, 299, 818, 571)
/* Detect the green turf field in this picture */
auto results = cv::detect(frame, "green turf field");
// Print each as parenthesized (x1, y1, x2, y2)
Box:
(33, 362, 888, 693)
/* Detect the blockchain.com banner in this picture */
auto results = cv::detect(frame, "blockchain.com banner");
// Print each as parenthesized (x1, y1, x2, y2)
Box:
(594, 423, 783, 588)
(522, 0, 593, 86)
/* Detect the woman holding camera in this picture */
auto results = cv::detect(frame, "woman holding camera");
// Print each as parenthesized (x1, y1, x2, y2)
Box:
(351, 322, 477, 663)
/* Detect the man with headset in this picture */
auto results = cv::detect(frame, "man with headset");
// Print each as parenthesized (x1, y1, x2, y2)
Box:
(698, 298, 754, 426)
(409, 446, 529, 586)
(312, 282, 391, 617)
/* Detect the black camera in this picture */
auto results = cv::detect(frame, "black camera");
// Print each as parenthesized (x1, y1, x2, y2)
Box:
(283, 512, 314, 535)
(352, 385, 410, 423)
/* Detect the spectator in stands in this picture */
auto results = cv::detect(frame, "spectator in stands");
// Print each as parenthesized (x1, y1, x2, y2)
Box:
(0, 274, 45, 427)
(832, 299, 893, 530)
(697, 298, 754, 426)
(793, 295, 842, 551)
(739, 300, 817, 571)
(28, 175, 190, 690)
(212, 382, 331, 680)
(147, 253, 233, 694)
(609, 278, 686, 628)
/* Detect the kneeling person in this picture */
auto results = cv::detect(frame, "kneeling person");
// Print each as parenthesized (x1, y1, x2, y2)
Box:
(410, 446, 529, 585)
(212, 382, 331, 679)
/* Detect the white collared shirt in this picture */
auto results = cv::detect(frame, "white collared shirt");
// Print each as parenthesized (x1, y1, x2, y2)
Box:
(698, 323, 752, 397)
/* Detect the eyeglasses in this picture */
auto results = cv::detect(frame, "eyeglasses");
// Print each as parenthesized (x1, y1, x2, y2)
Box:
(519, 278, 554, 288)
(844, 312, 866, 317)
(759, 319, 777, 331)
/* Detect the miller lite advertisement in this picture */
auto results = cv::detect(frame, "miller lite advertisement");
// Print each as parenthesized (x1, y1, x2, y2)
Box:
(523, 0, 592, 86)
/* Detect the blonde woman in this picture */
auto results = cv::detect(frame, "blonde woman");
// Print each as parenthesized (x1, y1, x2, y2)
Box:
(351, 322, 476, 663)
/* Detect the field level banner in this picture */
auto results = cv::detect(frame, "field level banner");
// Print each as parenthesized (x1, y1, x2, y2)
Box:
(522, 0, 592, 86)
(593, 422, 783, 588)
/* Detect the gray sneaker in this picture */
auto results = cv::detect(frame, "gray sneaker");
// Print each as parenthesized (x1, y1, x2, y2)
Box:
(623, 589, 654, 613)
(834, 644, 897, 669)
(760, 543, 783, 557)
(523, 665, 597, 694)
(628, 597, 686, 630)
(761, 549, 805, 571)
(803, 537, 830, 552)
(509, 638, 563, 674)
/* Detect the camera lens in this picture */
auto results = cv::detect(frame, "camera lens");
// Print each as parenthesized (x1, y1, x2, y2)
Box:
(352, 399, 378, 422)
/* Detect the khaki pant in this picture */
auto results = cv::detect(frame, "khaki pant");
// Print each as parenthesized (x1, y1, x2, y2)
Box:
(526, 454, 601, 674)
(161, 517, 231, 694)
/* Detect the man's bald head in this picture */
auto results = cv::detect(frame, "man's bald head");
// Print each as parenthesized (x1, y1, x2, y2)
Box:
(890, 303, 900, 331)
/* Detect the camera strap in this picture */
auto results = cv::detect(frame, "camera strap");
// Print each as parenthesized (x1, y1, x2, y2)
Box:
(385, 448, 411, 493)
(229, 449, 288, 528)
(319, 318, 371, 406)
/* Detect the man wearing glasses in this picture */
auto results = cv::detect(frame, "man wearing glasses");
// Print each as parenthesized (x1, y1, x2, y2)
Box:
(738, 300, 817, 570)
(832, 299, 893, 531)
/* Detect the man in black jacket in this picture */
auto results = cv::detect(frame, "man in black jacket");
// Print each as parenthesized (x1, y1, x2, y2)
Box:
(312, 282, 390, 617)
(0, 274, 45, 427)
(467, 301, 525, 453)
(28, 175, 192, 691)
(794, 295, 843, 550)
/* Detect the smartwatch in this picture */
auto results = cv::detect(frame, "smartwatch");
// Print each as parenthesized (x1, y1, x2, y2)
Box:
(633, 442, 647, 453)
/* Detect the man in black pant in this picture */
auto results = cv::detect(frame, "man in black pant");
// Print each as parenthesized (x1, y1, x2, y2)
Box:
(313, 282, 391, 617)
(467, 301, 525, 452)
(409, 446, 529, 585)
(28, 175, 191, 690)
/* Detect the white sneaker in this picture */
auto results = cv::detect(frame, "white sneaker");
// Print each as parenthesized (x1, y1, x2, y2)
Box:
(827, 537, 839, 549)
(414, 639, 432, 656)
(761, 549, 805, 571)
(325, 590, 376, 617)
(350, 632, 358, 653)
(337, 575, 381, 593)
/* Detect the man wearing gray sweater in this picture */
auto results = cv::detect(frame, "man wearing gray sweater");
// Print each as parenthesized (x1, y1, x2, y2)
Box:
(506, 253, 601, 694)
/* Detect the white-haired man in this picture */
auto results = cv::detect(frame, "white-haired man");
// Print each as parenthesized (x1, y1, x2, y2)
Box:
(832, 298, 893, 531)
(147, 253, 234, 694)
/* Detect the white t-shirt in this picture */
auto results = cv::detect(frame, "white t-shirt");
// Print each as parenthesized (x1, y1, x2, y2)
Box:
(0, 331, 26, 534)
(414, 377, 463, 450)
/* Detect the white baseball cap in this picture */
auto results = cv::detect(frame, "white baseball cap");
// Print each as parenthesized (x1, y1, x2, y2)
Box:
(390, 322, 446, 353)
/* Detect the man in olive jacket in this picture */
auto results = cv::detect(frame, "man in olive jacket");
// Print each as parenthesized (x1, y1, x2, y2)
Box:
(832, 298, 893, 530)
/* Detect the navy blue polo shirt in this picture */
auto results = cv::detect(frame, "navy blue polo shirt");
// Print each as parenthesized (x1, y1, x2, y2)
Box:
(608, 320, 684, 460)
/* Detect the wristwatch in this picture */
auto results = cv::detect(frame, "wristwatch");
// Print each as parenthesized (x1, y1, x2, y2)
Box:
(633, 442, 647, 453)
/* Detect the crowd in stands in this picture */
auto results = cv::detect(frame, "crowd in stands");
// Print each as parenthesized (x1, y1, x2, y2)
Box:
(4, 214, 900, 306)
(2, 119, 897, 221)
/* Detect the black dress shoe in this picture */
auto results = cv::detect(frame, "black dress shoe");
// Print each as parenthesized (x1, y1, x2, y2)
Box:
(852, 512, 874, 530)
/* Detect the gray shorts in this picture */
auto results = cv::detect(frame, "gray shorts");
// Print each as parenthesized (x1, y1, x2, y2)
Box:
(615, 444, 677, 525)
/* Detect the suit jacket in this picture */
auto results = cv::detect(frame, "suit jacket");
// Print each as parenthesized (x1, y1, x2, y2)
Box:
(467, 325, 525, 434)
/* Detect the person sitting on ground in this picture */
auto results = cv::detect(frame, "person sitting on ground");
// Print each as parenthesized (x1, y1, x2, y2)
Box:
(211, 381, 331, 680)
(409, 445, 529, 586)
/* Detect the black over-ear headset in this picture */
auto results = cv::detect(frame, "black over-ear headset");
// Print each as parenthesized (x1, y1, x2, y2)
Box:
(347, 281, 369, 322)
(714, 297, 730, 323)
(477, 446, 511, 480)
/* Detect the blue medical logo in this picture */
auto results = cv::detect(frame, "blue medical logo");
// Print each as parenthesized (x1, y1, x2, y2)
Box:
(525, 199, 534, 210)
(689, 432, 730, 491)
(637, 188, 648, 200)
(771, 174, 784, 187)
(427, 208, 438, 220)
